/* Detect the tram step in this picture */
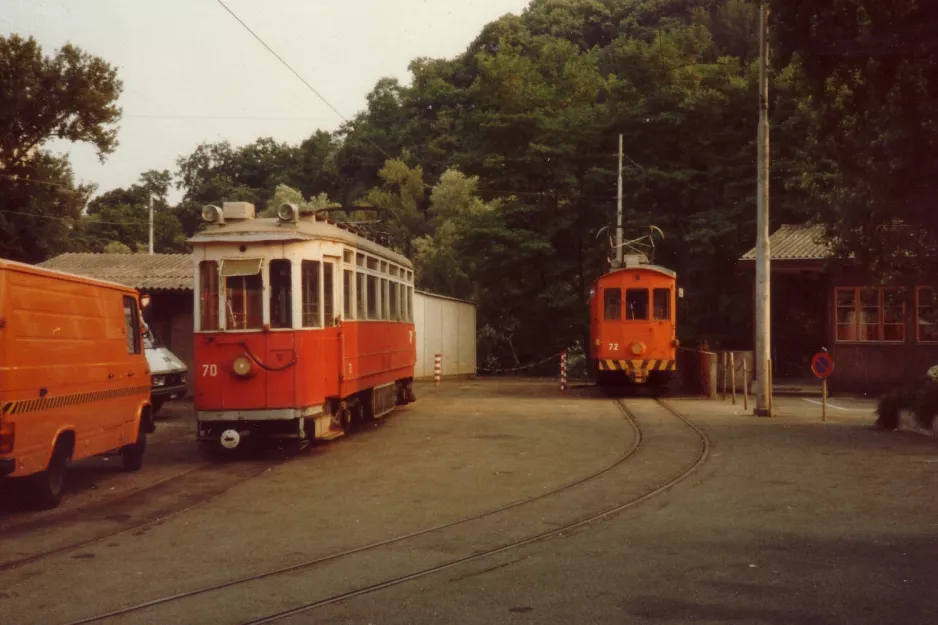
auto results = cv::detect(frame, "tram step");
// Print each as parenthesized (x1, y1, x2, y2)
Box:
(317, 428, 345, 441)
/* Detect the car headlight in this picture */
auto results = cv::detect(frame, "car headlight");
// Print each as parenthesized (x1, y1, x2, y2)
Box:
(152, 375, 166, 388)
(180, 374, 187, 385)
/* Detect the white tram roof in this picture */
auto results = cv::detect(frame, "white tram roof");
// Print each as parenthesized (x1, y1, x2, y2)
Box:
(189, 213, 413, 269)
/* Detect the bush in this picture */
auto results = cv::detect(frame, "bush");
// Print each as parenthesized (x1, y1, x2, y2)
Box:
(875, 390, 904, 430)
(875, 379, 938, 430)
(912, 383, 938, 430)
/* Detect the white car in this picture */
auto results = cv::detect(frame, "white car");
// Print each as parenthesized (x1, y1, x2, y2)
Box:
(144, 331, 188, 414)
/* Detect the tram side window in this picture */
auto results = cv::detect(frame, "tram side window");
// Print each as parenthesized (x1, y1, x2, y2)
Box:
(604, 288, 621, 321)
(199, 261, 219, 331)
(653, 288, 671, 321)
(344, 269, 354, 320)
(381, 278, 389, 320)
(389, 281, 399, 321)
(407, 286, 414, 322)
(324, 262, 335, 326)
(626, 288, 649, 320)
(367, 275, 378, 320)
(301, 260, 321, 328)
(357, 273, 366, 320)
(269, 259, 292, 329)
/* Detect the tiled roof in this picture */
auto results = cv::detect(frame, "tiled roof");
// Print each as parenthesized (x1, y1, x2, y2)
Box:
(39, 253, 194, 291)
(739, 224, 831, 261)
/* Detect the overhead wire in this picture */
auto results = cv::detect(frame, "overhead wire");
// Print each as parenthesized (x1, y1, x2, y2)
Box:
(213, 0, 395, 163)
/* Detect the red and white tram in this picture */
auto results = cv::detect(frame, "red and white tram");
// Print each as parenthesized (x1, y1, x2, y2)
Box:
(190, 201, 417, 451)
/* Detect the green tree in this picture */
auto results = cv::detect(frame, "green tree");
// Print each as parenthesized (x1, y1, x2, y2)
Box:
(260, 183, 339, 217)
(0, 152, 92, 263)
(362, 159, 429, 257)
(0, 34, 122, 169)
(412, 169, 496, 298)
(0, 34, 122, 263)
(769, 0, 938, 279)
(81, 170, 187, 253)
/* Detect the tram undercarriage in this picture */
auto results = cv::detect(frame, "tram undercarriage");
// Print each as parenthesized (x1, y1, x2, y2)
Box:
(197, 378, 417, 452)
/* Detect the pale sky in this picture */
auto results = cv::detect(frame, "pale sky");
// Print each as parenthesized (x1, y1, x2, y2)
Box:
(2, 0, 532, 202)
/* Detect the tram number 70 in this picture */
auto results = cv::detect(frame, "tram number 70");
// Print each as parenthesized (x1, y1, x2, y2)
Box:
(202, 364, 218, 377)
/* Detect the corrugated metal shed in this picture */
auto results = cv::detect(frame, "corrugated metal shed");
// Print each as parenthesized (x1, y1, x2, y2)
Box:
(414, 290, 477, 379)
(739, 224, 831, 261)
(39, 253, 194, 291)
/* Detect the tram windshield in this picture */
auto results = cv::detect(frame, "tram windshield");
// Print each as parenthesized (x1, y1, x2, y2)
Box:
(625, 288, 649, 320)
(222, 259, 263, 330)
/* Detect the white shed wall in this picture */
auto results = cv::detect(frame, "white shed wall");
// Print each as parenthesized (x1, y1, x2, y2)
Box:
(414, 291, 476, 379)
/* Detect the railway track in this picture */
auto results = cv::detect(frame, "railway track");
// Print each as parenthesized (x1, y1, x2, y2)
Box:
(62, 398, 709, 625)
(0, 453, 287, 572)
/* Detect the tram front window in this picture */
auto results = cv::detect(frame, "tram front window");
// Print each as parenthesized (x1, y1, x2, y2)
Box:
(222, 259, 264, 330)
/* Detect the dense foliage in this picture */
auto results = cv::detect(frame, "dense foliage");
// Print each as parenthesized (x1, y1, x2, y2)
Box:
(4, 1, 933, 370)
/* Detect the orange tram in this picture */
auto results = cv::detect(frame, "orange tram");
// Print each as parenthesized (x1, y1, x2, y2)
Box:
(589, 255, 679, 390)
(191, 201, 417, 451)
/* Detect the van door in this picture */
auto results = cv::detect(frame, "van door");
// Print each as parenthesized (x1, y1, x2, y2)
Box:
(115, 294, 145, 446)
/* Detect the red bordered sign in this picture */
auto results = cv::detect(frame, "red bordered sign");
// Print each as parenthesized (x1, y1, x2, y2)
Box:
(811, 352, 834, 379)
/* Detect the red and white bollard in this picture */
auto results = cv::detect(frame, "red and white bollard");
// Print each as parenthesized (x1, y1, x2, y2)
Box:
(434, 353, 442, 386)
(560, 350, 567, 394)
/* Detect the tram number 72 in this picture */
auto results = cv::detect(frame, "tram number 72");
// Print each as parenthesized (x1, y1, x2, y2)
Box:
(202, 364, 218, 377)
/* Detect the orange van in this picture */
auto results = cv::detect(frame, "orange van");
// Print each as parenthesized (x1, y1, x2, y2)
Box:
(0, 259, 153, 508)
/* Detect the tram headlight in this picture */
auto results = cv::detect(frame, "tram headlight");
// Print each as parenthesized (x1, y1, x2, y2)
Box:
(277, 203, 299, 223)
(630, 342, 644, 356)
(232, 356, 253, 378)
(201, 204, 225, 224)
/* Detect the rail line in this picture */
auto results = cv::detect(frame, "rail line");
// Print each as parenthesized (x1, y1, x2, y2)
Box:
(62, 398, 708, 625)
(242, 398, 710, 624)
(0, 454, 286, 572)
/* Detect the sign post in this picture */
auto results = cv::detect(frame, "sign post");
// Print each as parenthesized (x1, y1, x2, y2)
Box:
(810, 351, 834, 421)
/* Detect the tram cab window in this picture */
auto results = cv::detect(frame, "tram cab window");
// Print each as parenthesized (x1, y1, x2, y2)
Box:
(653, 288, 671, 321)
(269, 259, 292, 329)
(324, 261, 336, 326)
(625, 288, 649, 320)
(406, 286, 413, 322)
(222, 259, 263, 330)
(199, 261, 219, 331)
(301, 260, 321, 328)
(604, 288, 621, 321)
(344, 269, 354, 320)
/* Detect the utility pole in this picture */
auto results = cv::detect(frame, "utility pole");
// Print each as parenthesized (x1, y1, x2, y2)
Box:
(755, 1, 772, 416)
(148, 193, 155, 255)
(615, 133, 624, 267)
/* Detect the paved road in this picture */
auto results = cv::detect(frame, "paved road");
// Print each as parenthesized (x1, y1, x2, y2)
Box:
(1, 381, 936, 625)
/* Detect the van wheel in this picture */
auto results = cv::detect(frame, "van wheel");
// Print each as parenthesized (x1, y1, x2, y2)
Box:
(30, 441, 72, 509)
(121, 424, 146, 472)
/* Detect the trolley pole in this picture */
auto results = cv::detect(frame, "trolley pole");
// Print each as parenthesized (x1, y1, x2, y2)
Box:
(148, 193, 155, 255)
(754, 1, 772, 417)
(615, 133, 624, 267)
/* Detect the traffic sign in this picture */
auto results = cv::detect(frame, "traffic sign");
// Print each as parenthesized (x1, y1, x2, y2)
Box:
(811, 352, 834, 379)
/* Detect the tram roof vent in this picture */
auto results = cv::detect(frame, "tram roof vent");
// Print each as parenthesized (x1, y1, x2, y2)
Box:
(623, 253, 648, 267)
(222, 202, 256, 221)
